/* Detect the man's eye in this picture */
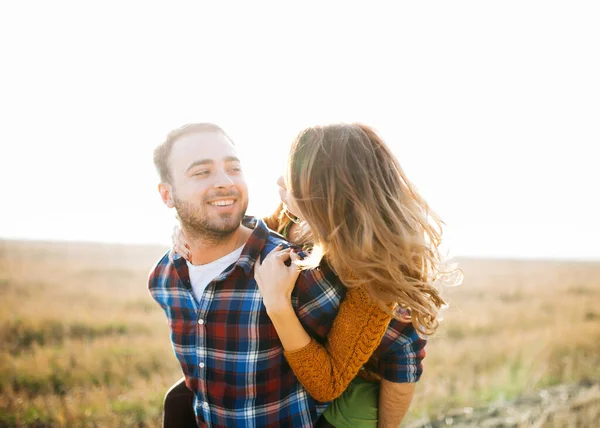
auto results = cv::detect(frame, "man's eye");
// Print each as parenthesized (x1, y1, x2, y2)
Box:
(230, 167, 242, 173)
(194, 171, 210, 176)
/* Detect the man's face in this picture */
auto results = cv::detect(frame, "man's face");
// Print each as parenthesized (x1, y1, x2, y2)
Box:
(161, 131, 249, 240)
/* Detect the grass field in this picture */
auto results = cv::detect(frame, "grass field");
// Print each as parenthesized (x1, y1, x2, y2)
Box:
(1, 239, 599, 427)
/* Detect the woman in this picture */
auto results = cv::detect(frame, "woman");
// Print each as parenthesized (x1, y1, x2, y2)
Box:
(169, 123, 456, 427)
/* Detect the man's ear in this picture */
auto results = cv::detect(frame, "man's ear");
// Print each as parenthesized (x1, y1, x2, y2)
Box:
(158, 182, 175, 208)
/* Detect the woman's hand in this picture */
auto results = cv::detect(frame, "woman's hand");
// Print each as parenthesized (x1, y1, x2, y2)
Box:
(254, 244, 301, 314)
(170, 224, 191, 263)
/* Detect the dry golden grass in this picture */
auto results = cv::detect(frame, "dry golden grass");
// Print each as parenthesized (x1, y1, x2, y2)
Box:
(1, 239, 599, 427)
(412, 258, 600, 421)
(0, 240, 176, 427)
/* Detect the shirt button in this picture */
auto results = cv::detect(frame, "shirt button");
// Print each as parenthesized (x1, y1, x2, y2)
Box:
(199, 362, 205, 368)
(198, 318, 204, 325)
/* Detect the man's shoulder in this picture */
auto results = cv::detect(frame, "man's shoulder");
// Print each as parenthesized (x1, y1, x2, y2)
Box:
(297, 257, 338, 284)
(295, 259, 346, 309)
(261, 226, 294, 252)
(244, 215, 292, 253)
(291, 258, 346, 339)
(148, 250, 175, 291)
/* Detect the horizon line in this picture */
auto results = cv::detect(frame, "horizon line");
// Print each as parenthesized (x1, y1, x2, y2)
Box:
(2, 236, 599, 263)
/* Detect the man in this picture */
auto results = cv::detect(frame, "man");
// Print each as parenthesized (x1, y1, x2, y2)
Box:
(149, 123, 422, 427)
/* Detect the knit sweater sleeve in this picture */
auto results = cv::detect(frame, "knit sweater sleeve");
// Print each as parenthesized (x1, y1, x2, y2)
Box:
(262, 203, 284, 232)
(284, 286, 391, 402)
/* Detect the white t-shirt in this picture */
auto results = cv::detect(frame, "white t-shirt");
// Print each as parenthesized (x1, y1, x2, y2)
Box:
(186, 245, 245, 303)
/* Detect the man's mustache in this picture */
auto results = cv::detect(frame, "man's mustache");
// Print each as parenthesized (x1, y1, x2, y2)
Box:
(203, 191, 242, 202)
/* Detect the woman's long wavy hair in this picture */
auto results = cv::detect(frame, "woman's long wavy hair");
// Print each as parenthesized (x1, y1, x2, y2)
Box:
(287, 123, 449, 336)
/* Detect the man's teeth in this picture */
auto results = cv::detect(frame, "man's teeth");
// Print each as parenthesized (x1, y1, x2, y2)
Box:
(209, 200, 235, 206)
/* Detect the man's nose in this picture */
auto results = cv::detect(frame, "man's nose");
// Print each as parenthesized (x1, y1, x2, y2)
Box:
(213, 169, 234, 189)
(277, 175, 286, 190)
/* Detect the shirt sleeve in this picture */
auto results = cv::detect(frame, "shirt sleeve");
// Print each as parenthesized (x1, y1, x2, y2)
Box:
(374, 318, 427, 383)
(262, 203, 284, 232)
(147, 252, 170, 309)
(292, 261, 346, 341)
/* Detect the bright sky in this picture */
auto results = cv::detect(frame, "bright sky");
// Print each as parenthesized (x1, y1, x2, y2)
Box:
(1, 1, 598, 260)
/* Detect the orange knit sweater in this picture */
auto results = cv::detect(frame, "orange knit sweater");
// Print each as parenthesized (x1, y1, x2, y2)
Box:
(283, 286, 391, 402)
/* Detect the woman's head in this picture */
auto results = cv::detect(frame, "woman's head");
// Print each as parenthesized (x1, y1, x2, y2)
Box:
(285, 123, 449, 336)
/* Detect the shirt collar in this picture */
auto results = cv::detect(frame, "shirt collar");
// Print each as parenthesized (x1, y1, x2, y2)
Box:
(234, 216, 270, 276)
(171, 216, 270, 284)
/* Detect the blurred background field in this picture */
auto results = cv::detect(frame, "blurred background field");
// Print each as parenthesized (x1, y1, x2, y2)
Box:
(1, 239, 599, 427)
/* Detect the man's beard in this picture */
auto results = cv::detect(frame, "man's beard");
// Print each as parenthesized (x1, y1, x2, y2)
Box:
(173, 191, 248, 243)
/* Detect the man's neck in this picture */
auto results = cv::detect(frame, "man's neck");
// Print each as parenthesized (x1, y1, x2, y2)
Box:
(185, 225, 252, 266)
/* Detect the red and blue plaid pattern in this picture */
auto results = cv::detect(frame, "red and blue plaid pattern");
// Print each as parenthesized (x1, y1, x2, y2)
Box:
(149, 217, 426, 428)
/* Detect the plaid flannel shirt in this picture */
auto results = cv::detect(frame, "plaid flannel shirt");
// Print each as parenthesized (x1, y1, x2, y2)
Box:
(148, 217, 426, 428)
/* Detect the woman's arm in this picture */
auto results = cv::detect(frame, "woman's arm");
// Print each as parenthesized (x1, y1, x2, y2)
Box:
(254, 248, 391, 402)
(378, 380, 415, 427)
(283, 287, 390, 402)
(262, 202, 285, 233)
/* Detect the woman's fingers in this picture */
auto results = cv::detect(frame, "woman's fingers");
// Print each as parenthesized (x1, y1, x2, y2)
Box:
(262, 244, 282, 259)
(173, 242, 190, 261)
(264, 245, 292, 260)
(289, 251, 300, 268)
(259, 244, 281, 266)
(255, 246, 297, 276)
(275, 249, 292, 261)
(171, 226, 191, 262)
(289, 252, 302, 276)
(177, 228, 191, 250)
